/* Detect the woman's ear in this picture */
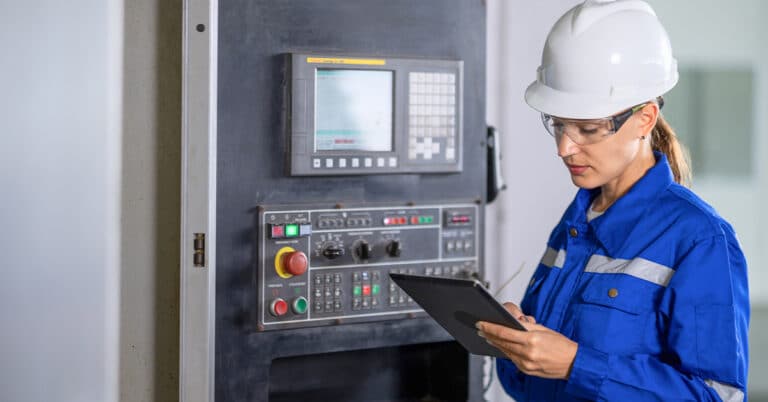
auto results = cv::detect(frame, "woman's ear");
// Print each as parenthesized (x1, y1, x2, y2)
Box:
(635, 103, 659, 137)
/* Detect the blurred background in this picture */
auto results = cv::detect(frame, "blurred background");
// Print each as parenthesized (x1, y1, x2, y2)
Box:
(0, 0, 764, 401)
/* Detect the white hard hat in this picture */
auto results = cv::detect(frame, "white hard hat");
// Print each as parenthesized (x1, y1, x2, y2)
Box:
(525, 0, 678, 119)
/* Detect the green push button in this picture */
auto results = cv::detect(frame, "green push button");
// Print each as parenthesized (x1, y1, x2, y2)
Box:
(292, 297, 308, 314)
(372, 284, 380, 295)
(353, 285, 362, 296)
(285, 224, 299, 237)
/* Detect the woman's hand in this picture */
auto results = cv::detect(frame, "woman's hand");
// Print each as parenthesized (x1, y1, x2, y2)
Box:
(501, 302, 536, 324)
(476, 303, 578, 380)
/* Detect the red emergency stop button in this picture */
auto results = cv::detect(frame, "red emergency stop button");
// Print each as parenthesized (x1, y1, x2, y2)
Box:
(269, 298, 288, 317)
(282, 251, 308, 276)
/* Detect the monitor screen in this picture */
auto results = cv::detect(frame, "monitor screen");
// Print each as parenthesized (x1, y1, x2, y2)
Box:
(314, 69, 393, 152)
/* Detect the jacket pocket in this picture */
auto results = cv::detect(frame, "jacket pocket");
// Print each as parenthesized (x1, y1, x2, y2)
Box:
(572, 274, 663, 354)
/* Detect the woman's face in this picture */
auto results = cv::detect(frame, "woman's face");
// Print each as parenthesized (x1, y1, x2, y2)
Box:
(554, 105, 657, 190)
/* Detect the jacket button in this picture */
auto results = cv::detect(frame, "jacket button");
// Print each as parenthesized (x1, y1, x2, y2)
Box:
(608, 288, 619, 298)
(569, 227, 578, 237)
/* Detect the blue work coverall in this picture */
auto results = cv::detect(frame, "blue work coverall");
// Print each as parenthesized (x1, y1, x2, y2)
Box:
(498, 153, 749, 401)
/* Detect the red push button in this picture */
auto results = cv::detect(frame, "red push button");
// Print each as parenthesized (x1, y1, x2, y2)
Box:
(282, 251, 308, 276)
(362, 284, 371, 296)
(270, 298, 288, 316)
(270, 225, 284, 238)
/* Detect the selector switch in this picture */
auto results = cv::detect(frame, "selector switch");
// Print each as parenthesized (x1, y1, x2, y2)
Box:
(353, 240, 373, 261)
(322, 243, 345, 260)
(386, 240, 402, 257)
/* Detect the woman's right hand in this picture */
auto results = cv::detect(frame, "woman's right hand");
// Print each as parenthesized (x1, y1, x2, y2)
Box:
(502, 302, 536, 324)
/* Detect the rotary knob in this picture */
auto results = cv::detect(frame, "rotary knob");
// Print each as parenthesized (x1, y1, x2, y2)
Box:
(386, 240, 402, 257)
(322, 243, 345, 260)
(353, 240, 373, 261)
(281, 250, 308, 276)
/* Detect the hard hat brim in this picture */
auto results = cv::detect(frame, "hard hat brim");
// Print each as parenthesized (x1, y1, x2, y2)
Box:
(524, 78, 677, 119)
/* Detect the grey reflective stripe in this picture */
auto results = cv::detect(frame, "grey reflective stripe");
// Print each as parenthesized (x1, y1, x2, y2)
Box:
(584, 254, 674, 287)
(705, 379, 744, 402)
(540, 247, 566, 269)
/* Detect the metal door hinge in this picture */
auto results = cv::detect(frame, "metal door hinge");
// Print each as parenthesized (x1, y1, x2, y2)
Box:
(193, 233, 206, 267)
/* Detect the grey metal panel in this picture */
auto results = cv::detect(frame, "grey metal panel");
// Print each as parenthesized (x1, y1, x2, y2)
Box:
(214, 1, 487, 400)
(180, 1, 217, 402)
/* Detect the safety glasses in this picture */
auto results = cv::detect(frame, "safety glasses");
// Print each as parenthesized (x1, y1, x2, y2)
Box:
(541, 98, 663, 145)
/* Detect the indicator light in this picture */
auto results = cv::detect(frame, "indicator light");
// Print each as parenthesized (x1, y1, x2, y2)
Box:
(285, 224, 299, 237)
(362, 285, 371, 296)
(353, 285, 362, 296)
(270, 225, 284, 238)
(411, 216, 419, 225)
(372, 284, 380, 295)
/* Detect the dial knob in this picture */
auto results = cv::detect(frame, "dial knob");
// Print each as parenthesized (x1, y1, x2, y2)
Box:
(386, 240, 402, 257)
(281, 250, 308, 276)
(322, 244, 345, 260)
(353, 240, 373, 260)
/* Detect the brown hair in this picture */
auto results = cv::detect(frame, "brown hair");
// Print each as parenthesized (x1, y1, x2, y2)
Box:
(651, 113, 692, 187)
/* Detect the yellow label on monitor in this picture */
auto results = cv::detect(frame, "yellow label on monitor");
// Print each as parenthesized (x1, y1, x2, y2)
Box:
(306, 57, 386, 66)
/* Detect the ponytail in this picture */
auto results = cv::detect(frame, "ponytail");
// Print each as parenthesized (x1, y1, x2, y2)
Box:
(651, 113, 692, 187)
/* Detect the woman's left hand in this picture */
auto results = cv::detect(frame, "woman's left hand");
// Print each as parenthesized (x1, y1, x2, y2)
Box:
(476, 320, 578, 380)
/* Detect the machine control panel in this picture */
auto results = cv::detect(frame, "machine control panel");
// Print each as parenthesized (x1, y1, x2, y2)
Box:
(258, 203, 479, 330)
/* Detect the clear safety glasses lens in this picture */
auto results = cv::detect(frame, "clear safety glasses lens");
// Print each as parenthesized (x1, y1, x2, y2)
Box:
(541, 114, 616, 145)
(541, 102, 649, 145)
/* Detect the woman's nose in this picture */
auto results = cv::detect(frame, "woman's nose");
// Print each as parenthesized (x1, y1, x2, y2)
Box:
(556, 132, 580, 158)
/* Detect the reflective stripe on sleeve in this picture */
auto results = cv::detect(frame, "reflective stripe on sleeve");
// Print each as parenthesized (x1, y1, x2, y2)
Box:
(704, 379, 744, 402)
(584, 254, 674, 287)
(541, 247, 566, 269)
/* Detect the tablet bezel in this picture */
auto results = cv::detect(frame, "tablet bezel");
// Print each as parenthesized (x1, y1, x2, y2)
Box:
(389, 273, 526, 358)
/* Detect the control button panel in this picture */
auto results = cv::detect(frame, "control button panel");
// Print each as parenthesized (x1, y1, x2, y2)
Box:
(408, 72, 458, 163)
(258, 203, 480, 330)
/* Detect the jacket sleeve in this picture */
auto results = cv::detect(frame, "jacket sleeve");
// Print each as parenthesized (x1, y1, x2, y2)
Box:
(564, 233, 749, 401)
(496, 358, 526, 401)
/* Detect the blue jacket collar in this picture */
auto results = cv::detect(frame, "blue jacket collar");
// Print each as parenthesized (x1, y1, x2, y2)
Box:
(573, 151, 675, 256)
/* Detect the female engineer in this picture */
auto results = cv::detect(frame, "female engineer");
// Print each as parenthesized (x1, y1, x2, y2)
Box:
(476, 0, 750, 400)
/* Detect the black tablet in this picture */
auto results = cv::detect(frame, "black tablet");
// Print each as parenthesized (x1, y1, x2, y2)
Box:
(389, 273, 526, 358)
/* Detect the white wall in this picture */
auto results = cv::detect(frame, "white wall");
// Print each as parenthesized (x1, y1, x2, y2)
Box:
(644, 0, 768, 304)
(485, 1, 581, 400)
(0, 1, 122, 402)
(120, 1, 182, 401)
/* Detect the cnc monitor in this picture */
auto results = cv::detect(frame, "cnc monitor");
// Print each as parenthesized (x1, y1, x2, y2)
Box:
(288, 54, 464, 175)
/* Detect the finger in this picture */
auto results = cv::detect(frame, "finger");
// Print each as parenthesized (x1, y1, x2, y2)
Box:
(477, 321, 529, 344)
(502, 302, 523, 317)
(519, 315, 536, 324)
(484, 336, 529, 360)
